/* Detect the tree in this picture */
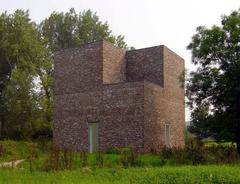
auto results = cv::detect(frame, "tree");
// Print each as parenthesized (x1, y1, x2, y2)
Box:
(39, 8, 127, 51)
(188, 103, 212, 140)
(187, 9, 240, 153)
(2, 69, 39, 139)
(0, 10, 48, 139)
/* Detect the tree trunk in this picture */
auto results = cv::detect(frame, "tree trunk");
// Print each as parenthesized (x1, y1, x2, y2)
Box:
(237, 128, 240, 154)
(0, 119, 2, 139)
(0, 108, 4, 140)
(236, 92, 240, 154)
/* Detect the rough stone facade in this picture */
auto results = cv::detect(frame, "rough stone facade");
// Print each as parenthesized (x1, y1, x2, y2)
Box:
(53, 40, 185, 153)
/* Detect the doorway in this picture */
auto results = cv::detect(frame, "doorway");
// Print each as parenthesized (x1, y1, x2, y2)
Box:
(165, 124, 171, 148)
(88, 122, 98, 153)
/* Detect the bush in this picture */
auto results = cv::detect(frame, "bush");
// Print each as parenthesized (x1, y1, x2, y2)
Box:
(43, 144, 75, 171)
(27, 143, 39, 173)
(105, 147, 121, 154)
(120, 147, 140, 168)
(95, 152, 104, 168)
(32, 127, 52, 140)
(159, 138, 239, 165)
(204, 144, 239, 164)
(0, 144, 6, 157)
(79, 151, 88, 167)
(35, 139, 52, 153)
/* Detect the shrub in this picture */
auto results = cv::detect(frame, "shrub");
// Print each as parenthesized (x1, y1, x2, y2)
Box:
(204, 144, 239, 164)
(185, 138, 206, 165)
(95, 152, 104, 168)
(27, 143, 39, 173)
(43, 144, 75, 171)
(120, 147, 140, 168)
(32, 127, 52, 140)
(7, 141, 17, 161)
(159, 138, 239, 165)
(105, 147, 121, 154)
(0, 144, 5, 157)
(79, 151, 88, 167)
(35, 139, 52, 153)
(160, 148, 191, 165)
(62, 147, 74, 170)
(43, 144, 60, 171)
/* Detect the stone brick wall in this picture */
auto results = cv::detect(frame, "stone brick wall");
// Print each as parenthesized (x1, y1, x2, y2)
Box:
(53, 40, 185, 153)
(143, 46, 185, 152)
(162, 46, 185, 148)
(126, 46, 164, 86)
(144, 81, 164, 152)
(103, 41, 126, 84)
(54, 41, 103, 94)
(54, 81, 145, 152)
(100, 82, 144, 152)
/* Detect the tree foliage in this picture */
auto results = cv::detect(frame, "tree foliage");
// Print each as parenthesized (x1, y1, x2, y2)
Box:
(39, 8, 127, 51)
(187, 9, 240, 153)
(188, 103, 211, 140)
(0, 10, 48, 139)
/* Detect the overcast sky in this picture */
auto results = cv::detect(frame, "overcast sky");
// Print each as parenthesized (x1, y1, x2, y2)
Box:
(1, 0, 240, 120)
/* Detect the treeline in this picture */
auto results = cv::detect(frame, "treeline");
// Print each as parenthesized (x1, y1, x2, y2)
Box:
(0, 8, 127, 140)
(187, 9, 240, 154)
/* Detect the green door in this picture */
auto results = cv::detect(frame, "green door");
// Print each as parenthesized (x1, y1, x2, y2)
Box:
(89, 122, 98, 153)
(165, 124, 171, 148)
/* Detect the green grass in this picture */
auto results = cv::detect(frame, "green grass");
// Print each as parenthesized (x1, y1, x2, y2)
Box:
(0, 165, 240, 184)
(0, 140, 31, 162)
(0, 140, 239, 169)
(0, 140, 48, 162)
(1, 140, 240, 183)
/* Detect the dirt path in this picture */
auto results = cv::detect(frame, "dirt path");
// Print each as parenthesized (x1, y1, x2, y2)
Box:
(0, 159, 24, 168)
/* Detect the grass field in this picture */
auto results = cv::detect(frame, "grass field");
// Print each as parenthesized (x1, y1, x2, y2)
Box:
(1, 140, 240, 183)
(0, 165, 240, 184)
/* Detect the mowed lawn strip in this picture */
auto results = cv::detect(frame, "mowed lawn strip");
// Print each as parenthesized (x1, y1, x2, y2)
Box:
(0, 165, 240, 184)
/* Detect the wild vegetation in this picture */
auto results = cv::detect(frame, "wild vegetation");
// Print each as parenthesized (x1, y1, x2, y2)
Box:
(1, 166, 240, 184)
(0, 139, 239, 169)
(0, 140, 240, 183)
(186, 9, 240, 153)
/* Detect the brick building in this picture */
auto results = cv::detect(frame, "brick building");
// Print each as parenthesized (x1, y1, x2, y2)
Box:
(53, 40, 185, 153)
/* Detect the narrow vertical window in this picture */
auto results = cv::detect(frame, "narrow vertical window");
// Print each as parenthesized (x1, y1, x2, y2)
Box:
(165, 124, 171, 148)
(88, 122, 98, 153)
